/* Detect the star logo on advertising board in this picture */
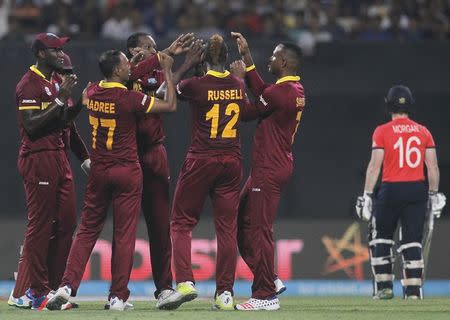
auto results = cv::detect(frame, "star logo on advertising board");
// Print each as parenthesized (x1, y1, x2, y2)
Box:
(321, 222, 369, 280)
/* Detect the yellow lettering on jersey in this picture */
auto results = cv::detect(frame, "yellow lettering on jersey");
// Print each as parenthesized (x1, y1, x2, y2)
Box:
(41, 102, 50, 110)
(207, 89, 243, 101)
(87, 99, 116, 114)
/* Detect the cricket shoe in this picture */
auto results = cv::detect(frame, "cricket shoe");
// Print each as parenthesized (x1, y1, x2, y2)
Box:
(25, 289, 49, 311)
(405, 295, 421, 300)
(213, 291, 234, 310)
(235, 297, 280, 311)
(274, 278, 287, 295)
(373, 288, 394, 300)
(174, 281, 198, 308)
(156, 289, 184, 310)
(46, 285, 71, 310)
(107, 296, 128, 311)
(7, 290, 32, 308)
(104, 299, 134, 310)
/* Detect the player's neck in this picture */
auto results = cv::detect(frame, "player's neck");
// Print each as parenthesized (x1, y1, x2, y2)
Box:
(207, 65, 225, 73)
(106, 76, 124, 84)
(35, 61, 53, 80)
(277, 70, 297, 79)
(391, 113, 409, 120)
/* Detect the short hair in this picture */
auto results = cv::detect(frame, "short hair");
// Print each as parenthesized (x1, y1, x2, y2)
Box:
(279, 42, 303, 69)
(98, 50, 122, 78)
(204, 34, 228, 66)
(125, 32, 149, 57)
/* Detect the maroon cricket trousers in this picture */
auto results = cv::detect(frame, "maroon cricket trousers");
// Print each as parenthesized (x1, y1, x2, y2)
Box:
(139, 143, 173, 298)
(237, 164, 293, 299)
(17, 149, 77, 296)
(171, 155, 242, 295)
(61, 161, 142, 301)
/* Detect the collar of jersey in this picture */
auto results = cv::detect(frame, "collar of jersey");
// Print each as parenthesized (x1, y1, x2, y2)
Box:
(30, 65, 52, 83)
(276, 75, 300, 84)
(206, 70, 230, 78)
(99, 80, 127, 89)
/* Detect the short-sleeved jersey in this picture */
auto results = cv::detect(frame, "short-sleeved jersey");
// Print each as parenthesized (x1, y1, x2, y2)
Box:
(372, 117, 435, 182)
(129, 54, 165, 147)
(15, 65, 64, 156)
(246, 69, 306, 169)
(86, 80, 155, 165)
(176, 70, 248, 158)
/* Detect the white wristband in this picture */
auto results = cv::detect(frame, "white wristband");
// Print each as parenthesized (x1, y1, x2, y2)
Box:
(55, 97, 65, 106)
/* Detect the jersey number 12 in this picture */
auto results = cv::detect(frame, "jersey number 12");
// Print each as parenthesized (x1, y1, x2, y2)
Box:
(393, 136, 421, 168)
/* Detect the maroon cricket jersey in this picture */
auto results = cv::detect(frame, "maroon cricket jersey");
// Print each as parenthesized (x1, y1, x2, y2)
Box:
(246, 67, 306, 168)
(130, 54, 165, 147)
(176, 70, 249, 158)
(16, 65, 64, 156)
(86, 80, 156, 165)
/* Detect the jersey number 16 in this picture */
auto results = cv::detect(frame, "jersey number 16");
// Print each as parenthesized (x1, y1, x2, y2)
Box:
(393, 136, 421, 168)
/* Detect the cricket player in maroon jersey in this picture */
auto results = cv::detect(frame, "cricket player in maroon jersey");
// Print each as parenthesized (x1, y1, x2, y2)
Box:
(9, 52, 88, 310)
(124, 32, 194, 309)
(356, 85, 445, 300)
(170, 34, 251, 311)
(230, 32, 305, 310)
(46, 50, 177, 311)
(14, 32, 86, 311)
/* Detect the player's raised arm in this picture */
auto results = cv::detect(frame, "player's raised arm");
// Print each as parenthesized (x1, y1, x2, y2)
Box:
(231, 32, 266, 96)
(149, 52, 177, 113)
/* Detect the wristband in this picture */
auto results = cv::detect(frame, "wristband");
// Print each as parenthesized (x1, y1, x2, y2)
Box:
(363, 191, 373, 196)
(429, 190, 438, 196)
(55, 97, 65, 106)
(245, 64, 256, 72)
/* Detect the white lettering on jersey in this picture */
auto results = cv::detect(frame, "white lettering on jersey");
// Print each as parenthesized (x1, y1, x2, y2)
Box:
(141, 95, 148, 106)
(259, 95, 268, 106)
(392, 124, 419, 134)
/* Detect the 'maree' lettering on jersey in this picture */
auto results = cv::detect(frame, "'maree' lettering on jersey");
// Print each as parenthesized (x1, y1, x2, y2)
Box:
(247, 70, 306, 169)
(129, 54, 165, 146)
(16, 65, 64, 156)
(176, 70, 248, 158)
(372, 117, 435, 182)
(86, 81, 155, 165)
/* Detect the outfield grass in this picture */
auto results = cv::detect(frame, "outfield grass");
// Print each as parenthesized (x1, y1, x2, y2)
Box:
(0, 297, 449, 320)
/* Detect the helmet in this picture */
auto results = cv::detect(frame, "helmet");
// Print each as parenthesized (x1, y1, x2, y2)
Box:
(385, 85, 414, 114)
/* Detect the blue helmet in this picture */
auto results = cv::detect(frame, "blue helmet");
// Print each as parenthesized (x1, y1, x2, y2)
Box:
(385, 85, 414, 114)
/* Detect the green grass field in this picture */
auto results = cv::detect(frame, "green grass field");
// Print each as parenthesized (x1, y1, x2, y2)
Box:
(1, 297, 450, 320)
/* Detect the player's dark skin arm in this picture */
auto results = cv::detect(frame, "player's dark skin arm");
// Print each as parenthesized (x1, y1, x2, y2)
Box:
(21, 75, 77, 136)
(155, 40, 204, 98)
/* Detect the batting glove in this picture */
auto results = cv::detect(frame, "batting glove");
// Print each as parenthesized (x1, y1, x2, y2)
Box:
(429, 191, 446, 218)
(356, 191, 373, 221)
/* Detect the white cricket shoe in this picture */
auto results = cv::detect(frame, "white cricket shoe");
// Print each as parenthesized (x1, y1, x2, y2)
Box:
(7, 290, 32, 308)
(213, 291, 234, 310)
(46, 285, 71, 311)
(235, 297, 280, 311)
(274, 278, 286, 295)
(108, 296, 129, 311)
(156, 289, 184, 310)
(104, 299, 134, 310)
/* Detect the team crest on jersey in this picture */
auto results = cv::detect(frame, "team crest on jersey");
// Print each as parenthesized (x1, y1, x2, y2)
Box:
(44, 86, 52, 96)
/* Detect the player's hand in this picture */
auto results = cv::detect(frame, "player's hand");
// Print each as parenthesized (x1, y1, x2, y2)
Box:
(166, 33, 195, 56)
(230, 60, 246, 79)
(231, 32, 250, 56)
(81, 158, 91, 176)
(184, 39, 204, 67)
(429, 192, 446, 218)
(159, 52, 174, 71)
(130, 50, 146, 66)
(81, 82, 92, 106)
(59, 74, 78, 101)
(355, 192, 373, 221)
